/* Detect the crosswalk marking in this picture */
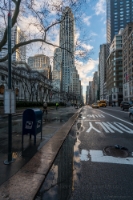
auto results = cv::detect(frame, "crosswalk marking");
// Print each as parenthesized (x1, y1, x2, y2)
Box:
(95, 122, 109, 133)
(86, 121, 133, 134)
(114, 122, 133, 134)
(87, 114, 105, 118)
(103, 122, 123, 133)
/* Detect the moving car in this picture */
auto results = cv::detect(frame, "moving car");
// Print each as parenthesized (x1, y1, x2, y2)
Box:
(92, 103, 99, 108)
(97, 100, 106, 107)
(120, 101, 132, 110)
(129, 106, 133, 122)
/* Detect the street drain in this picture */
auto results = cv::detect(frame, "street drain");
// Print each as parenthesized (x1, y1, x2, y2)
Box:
(103, 145, 129, 158)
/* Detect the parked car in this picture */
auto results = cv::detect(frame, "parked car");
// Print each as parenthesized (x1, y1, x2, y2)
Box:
(92, 103, 99, 108)
(120, 101, 132, 110)
(129, 107, 133, 122)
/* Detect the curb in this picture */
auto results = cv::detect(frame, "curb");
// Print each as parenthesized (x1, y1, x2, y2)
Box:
(0, 108, 82, 200)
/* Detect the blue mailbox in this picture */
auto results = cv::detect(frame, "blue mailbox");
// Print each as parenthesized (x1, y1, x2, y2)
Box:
(22, 108, 43, 145)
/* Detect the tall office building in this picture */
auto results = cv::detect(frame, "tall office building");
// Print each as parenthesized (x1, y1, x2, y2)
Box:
(99, 44, 110, 100)
(0, 25, 26, 62)
(52, 48, 62, 91)
(28, 54, 51, 79)
(106, 29, 123, 106)
(106, 0, 133, 43)
(59, 7, 74, 92)
(122, 23, 133, 101)
(52, 48, 62, 80)
(70, 67, 81, 98)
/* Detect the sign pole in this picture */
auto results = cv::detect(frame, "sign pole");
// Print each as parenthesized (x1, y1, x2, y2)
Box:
(4, 0, 13, 164)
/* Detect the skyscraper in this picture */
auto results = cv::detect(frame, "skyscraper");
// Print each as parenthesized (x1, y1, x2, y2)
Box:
(28, 54, 51, 79)
(52, 48, 62, 91)
(106, 29, 123, 106)
(99, 44, 110, 100)
(59, 7, 74, 92)
(0, 25, 26, 62)
(52, 48, 62, 80)
(106, 0, 133, 43)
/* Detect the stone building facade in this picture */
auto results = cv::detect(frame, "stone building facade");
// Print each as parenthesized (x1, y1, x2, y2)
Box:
(0, 62, 53, 102)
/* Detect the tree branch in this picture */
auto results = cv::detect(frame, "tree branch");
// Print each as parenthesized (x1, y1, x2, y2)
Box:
(0, 0, 21, 51)
(0, 38, 73, 62)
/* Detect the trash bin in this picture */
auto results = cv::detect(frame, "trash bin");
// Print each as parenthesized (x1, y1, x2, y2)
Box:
(22, 108, 43, 146)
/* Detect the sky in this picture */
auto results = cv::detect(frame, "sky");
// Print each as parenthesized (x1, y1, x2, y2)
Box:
(75, 0, 106, 97)
(1, 0, 107, 98)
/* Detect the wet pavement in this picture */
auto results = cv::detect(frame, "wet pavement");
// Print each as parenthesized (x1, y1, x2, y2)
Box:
(0, 106, 78, 186)
(35, 116, 82, 200)
(35, 106, 133, 200)
(0, 107, 81, 200)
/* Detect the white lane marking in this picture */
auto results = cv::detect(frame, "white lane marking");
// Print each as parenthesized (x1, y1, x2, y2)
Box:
(84, 120, 101, 121)
(95, 122, 109, 133)
(88, 115, 95, 118)
(103, 122, 123, 133)
(87, 114, 105, 118)
(80, 149, 89, 161)
(89, 150, 133, 165)
(114, 122, 133, 134)
(86, 122, 101, 133)
(97, 114, 104, 118)
(99, 110, 133, 126)
(102, 108, 128, 113)
(85, 122, 133, 134)
(81, 116, 86, 119)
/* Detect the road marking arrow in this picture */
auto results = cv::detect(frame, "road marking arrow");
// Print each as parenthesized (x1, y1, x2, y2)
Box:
(86, 122, 101, 133)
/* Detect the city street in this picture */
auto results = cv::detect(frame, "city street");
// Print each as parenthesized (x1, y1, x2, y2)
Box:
(36, 105, 133, 200)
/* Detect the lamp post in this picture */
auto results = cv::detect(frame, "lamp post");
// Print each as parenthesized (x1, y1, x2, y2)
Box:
(4, 0, 14, 164)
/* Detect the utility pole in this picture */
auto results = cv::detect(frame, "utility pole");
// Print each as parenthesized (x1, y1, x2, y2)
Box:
(4, 0, 14, 164)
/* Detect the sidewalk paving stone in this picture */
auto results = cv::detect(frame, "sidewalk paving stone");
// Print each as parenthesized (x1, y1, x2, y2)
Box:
(0, 106, 82, 200)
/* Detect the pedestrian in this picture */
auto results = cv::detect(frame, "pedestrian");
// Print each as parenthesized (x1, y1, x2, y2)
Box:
(43, 101, 48, 114)
(56, 102, 59, 110)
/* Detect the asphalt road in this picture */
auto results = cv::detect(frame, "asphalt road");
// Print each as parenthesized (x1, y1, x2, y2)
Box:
(36, 106, 133, 200)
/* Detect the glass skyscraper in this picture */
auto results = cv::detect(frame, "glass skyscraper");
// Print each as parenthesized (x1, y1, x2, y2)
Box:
(106, 0, 133, 43)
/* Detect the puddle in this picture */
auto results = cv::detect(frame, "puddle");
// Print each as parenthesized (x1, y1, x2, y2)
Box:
(35, 118, 86, 200)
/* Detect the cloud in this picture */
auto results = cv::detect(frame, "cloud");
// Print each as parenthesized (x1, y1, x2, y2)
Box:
(76, 59, 98, 86)
(81, 43, 93, 51)
(74, 31, 80, 45)
(75, 59, 98, 97)
(94, 0, 105, 15)
(82, 15, 92, 26)
(90, 32, 98, 37)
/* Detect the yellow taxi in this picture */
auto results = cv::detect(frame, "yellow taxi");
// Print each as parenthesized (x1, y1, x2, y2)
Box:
(97, 100, 106, 107)
(92, 103, 99, 108)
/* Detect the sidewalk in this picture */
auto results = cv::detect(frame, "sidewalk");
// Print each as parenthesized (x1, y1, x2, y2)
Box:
(0, 106, 82, 200)
(0, 106, 55, 119)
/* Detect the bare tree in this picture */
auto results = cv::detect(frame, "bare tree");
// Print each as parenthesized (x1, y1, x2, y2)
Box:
(0, 0, 93, 63)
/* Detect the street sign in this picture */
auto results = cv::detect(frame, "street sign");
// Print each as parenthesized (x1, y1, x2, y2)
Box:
(4, 89, 16, 114)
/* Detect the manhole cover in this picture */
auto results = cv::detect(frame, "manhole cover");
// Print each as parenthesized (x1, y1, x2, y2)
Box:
(103, 145, 129, 158)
